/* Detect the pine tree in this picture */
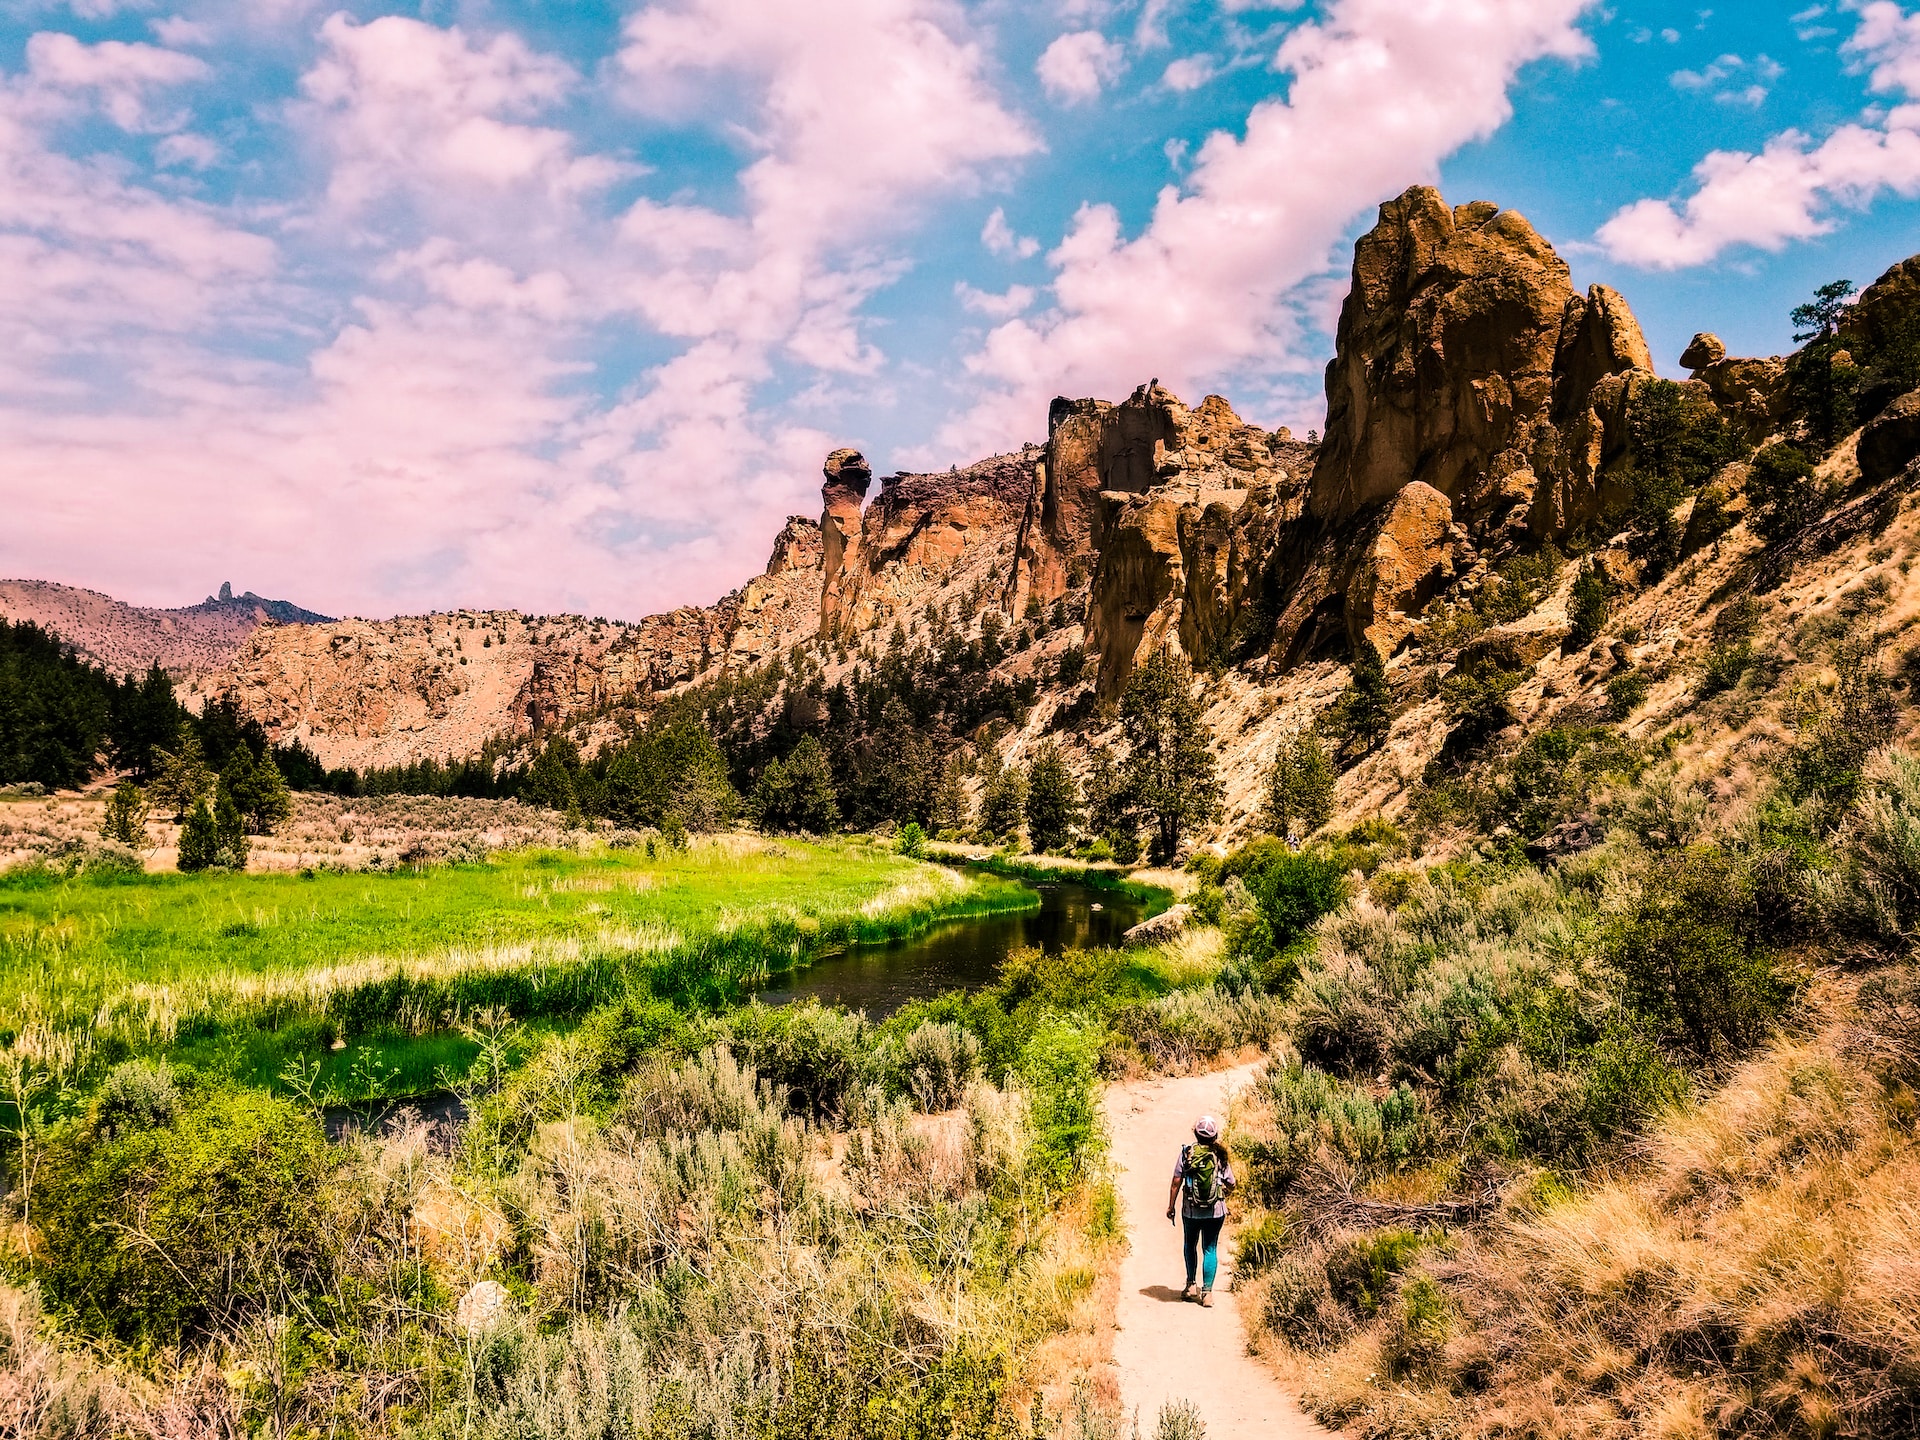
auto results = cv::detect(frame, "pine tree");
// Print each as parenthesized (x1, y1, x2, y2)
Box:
(751, 736, 839, 835)
(176, 797, 220, 872)
(520, 734, 580, 812)
(1024, 741, 1081, 852)
(213, 788, 250, 869)
(98, 780, 151, 850)
(1262, 730, 1334, 840)
(1118, 648, 1222, 863)
(1083, 743, 1139, 863)
(978, 761, 1028, 842)
(1568, 560, 1610, 646)
(242, 750, 294, 835)
(1330, 640, 1393, 755)
(930, 756, 970, 837)
(149, 733, 214, 820)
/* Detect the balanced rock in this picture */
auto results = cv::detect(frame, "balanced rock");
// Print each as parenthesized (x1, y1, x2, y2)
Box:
(1859, 389, 1920, 484)
(1680, 332, 1727, 370)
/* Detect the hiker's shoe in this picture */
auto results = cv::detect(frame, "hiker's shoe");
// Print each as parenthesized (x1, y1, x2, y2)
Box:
(1181, 1283, 1198, 1302)
(1199, 1289, 1214, 1308)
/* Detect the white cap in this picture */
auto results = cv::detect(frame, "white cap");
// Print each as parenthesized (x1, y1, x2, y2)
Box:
(1193, 1114, 1219, 1140)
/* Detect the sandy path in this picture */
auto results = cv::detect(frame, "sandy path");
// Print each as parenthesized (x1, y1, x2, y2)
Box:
(1105, 1063, 1331, 1440)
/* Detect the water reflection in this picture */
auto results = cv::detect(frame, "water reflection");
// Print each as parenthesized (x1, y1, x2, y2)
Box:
(752, 873, 1152, 1018)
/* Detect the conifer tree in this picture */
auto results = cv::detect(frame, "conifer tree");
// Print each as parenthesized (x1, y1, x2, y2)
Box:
(1024, 741, 1081, 852)
(1083, 743, 1139, 863)
(978, 759, 1028, 842)
(1568, 559, 1611, 646)
(750, 736, 839, 835)
(1330, 640, 1393, 756)
(930, 756, 970, 836)
(239, 750, 294, 835)
(520, 734, 580, 812)
(176, 798, 220, 872)
(1118, 648, 1221, 863)
(98, 780, 151, 851)
(213, 788, 250, 869)
(149, 733, 214, 820)
(1263, 730, 1335, 839)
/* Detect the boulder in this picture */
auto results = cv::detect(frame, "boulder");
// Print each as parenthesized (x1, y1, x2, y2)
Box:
(1859, 389, 1920, 484)
(1694, 355, 1789, 442)
(1456, 620, 1569, 674)
(1345, 481, 1459, 655)
(455, 1280, 511, 1334)
(1124, 903, 1192, 946)
(1680, 332, 1727, 370)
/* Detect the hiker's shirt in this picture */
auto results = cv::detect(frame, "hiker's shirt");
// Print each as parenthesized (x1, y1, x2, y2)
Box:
(1173, 1145, 1235, 1219)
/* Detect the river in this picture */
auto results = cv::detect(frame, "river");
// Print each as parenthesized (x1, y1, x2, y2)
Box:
(750, 872, 1153, 1017)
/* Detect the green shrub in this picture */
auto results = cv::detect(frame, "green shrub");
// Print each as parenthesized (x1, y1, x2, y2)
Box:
(1441, 659, 1524, 742)
(1604, 847, 1794, 1056)
(1324, 1228, 1426, 1320)
(1604, 669, 1651, 720)
(38, 1086, 336, 1344)
(896, 820, 927, 858)
(1220, 841, 1351, 973)
(1748, 443, 1824, 542)
(1783, 640, 1898, 810)
(1016, 1015, 1104, 1189)
(1234, 1212, 1292, 1277)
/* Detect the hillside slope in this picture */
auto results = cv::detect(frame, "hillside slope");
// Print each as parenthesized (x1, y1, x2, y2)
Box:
(0, 579, 332, 679)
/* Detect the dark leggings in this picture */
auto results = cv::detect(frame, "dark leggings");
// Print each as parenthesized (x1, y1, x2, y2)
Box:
(1183, 1214, 1224, 1289)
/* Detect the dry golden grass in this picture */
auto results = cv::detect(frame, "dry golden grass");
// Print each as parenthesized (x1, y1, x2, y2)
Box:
(1241, 1008, 1920, 1440)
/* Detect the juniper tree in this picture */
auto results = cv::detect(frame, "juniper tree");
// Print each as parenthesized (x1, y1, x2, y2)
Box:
(978, 760, 1028, 842)
(98, 780, 151, 850)
(1262, 730, 1335, 840)
(1118, 647, 1221, 863)
(1568, 558, 1611, 647)
(1329, 640, 1392, 756)
(149, 733, 214, 820)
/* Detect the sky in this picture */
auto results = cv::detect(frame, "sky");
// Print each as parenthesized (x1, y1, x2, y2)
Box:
(2, 0, 1918, 622)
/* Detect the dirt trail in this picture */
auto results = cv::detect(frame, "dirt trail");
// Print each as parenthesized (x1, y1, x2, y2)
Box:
(1105, 1063, 1332, 1440)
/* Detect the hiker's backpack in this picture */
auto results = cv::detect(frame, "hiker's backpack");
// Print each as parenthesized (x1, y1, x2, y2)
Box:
(1182, 1143, 1225, 1210)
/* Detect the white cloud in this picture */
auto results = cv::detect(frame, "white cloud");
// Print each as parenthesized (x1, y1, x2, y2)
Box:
(1670, 51, 1782, 104)
(300, 16, 616, 211)
(982, 205, 1040, 259)
(956, 280, 1037, 318)
(1036, 30, 1125, 103)
(0, 0, 1042, 619)
(941, 0, 1599, 456)
(1598, 1, 1920, 268)
(154, 130, 219, 168)
(1162, 54, 1217, 91)
(24, 32, 206, 132)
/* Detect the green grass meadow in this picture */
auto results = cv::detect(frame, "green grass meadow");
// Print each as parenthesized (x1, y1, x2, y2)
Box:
(0, 836, 1035, 1093)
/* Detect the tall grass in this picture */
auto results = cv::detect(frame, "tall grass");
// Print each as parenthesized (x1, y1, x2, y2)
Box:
(0, 838, 1034, 1084)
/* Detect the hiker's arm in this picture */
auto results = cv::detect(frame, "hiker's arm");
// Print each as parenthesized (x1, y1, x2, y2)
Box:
(1166, 1174, 1180, 1221)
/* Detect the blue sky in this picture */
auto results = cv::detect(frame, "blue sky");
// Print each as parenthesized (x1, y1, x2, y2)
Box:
(2, 0, 1917, 620)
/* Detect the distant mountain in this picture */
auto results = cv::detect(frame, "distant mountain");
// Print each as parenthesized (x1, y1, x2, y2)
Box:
(199, 580, 334, 627)
(0, 578, 335, 679)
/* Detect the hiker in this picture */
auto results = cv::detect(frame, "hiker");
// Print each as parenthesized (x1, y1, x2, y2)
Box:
(1166, 1113, 1235, 1306)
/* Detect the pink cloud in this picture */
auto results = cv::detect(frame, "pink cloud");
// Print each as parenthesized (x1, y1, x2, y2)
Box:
(938, 0, 1598, 456)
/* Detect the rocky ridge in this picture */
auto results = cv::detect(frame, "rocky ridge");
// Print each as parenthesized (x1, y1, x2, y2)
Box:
(50, 184, 1920, 839)
(0, 579, 333, 679)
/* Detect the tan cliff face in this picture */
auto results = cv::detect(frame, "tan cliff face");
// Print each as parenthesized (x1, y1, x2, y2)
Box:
(216, 518, 824, 770)
(52, 178, 1914, 851)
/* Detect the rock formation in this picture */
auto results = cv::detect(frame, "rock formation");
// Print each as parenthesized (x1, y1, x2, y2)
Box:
(819, 449, 873, 635)
(1859, 390, 1920, 484)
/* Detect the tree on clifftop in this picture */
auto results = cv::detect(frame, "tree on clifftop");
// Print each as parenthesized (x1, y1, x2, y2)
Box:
(1118, 648, 1221, 864)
